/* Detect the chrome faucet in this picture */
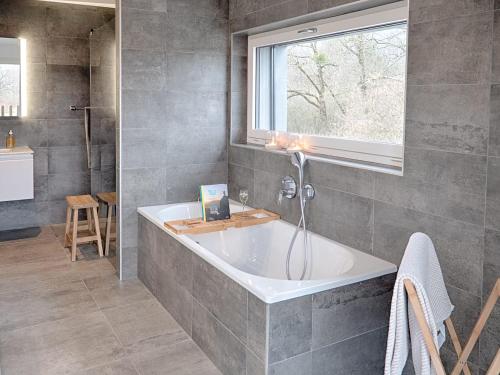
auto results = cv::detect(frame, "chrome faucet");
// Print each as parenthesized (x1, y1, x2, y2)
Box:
(278, 152, 315, 205)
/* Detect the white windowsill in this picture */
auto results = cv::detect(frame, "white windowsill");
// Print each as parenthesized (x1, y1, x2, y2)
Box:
(231, 143, 404, 176)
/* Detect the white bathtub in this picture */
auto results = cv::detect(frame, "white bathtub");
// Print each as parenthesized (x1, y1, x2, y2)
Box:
(138, 201, 396, 303)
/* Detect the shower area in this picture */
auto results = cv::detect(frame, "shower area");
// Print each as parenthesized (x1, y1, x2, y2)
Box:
(68, 14, 117, 264)
(89, 20, 116, 196)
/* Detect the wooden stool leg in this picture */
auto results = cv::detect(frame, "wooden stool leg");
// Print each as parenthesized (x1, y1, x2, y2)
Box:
(71, 209, 79, 262)
(92, 206, 104, 257)
(105, 203, 112, 256)
(486, 349, 500, 375)
(86, 208, 93, 233)
(64, 206, 72, 247)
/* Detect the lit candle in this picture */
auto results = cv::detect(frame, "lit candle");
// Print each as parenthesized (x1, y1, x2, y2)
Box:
(265, 131, 280, 150)
(286, 134, 303, 152)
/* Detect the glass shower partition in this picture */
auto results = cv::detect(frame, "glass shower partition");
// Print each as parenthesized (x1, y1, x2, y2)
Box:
(89, 17, 116, 196)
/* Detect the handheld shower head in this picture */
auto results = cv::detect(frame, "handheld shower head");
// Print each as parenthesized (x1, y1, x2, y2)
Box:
(290, 151, 307, 187)
(290, 151, 307, 169)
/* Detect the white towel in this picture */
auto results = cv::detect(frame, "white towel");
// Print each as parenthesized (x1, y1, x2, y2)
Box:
(384, 232, 454, 375)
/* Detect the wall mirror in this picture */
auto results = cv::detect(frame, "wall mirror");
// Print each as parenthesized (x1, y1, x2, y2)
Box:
(0, 37, 26, 117)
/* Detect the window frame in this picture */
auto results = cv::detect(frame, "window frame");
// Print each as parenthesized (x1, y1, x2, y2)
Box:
(246, 2, 409, 169)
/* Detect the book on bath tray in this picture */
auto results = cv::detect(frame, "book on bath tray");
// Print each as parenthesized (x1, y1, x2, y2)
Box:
(200, 184, 231, 222)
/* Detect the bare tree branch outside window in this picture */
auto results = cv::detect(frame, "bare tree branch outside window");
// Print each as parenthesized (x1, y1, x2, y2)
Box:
(286, 25, 406, 144)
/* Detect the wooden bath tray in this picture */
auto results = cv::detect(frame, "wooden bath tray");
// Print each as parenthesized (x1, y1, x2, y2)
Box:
(164, 209, 280, 235)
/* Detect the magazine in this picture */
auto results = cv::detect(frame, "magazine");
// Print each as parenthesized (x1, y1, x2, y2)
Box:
(200, 184, 231, 222)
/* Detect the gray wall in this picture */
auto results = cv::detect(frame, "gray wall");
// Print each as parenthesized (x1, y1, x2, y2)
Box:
(227, 0, 499, 373)
(0, 0, 114, 230)
(118, 0, 229, 278)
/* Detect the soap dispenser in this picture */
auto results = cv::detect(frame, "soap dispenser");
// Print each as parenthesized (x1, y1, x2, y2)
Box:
(6, 130, 15, 149)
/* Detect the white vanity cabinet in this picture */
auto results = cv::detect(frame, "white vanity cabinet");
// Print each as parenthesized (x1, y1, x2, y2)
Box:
(0, 147, 34, 202)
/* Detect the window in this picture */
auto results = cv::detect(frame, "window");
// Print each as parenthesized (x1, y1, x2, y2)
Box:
(0, 38, 26, 117)
(247, 3, 408, 168)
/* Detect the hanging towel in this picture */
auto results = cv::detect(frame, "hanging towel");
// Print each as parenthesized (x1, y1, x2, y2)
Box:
(384, 232, 454, 375)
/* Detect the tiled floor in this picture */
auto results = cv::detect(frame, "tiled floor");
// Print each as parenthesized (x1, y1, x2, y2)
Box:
(0, 226, 221, 375)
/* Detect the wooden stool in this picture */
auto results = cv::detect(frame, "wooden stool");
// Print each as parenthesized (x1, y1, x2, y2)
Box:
(96, 192, 116, 256)
(64, 195, 103, 262)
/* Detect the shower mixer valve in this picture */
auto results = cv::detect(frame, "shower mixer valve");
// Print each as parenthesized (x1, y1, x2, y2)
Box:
(278, 175, 297, 204)
(278, 175, 315, 205)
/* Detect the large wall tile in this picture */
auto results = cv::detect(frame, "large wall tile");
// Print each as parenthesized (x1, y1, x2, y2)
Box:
(403, 148, 487, 195)
(48, 172, 90, 201)
(192, 300, 247, 375)
(137, 216, 159, 294)
(247, 293, 267, 361)
(492, 11, 500, 83)
(121, 89, 166, 128)
(312, 327, 387, 375)
(309, 185, 373, 253)
(405, 84, 490, 155)
(373, 202, 483, 296)
(0, 120, 49, 147)
(155, 268, 193, 334)
(120, 168, 167, 208)
(193, 256, 248, 342)
(166, 162, 228, 204)
(446, 286, 482, 364)
(230, 0, 255, 20)
(0, 201, 49, 231)
(47, 5, 108, 38)
(166, 52, 228, 93)
(47, 37, 89, 66)
(486, 157, 500, 229)
(374, 174, 485, 226)
(121, 49, 166, 91)
(312, 274, 394, 349)
(165, 125, 227, 166)
(46, 64, 89, 94)
(490, 85, 500, 156)
(121, 128, 168, 169)
(47, 119, 86, 147)
(166, 91, 227, 129)
(229, 145, 255, 169)
(156, 229, 193, 292)
(409, 0, 492, 24)
(166, 13, 228, 54)
(268, 295, 312, 364)
(48, 146, 88, 174)
(120, 8, 166, 51)
(484, 229, 500, 297)
(308, 0, 357, 13)
(168, 0, 229, 19)
(407, 13, 492, 85)
(306, 159, 374, 198)
(255, 0, 308, 26)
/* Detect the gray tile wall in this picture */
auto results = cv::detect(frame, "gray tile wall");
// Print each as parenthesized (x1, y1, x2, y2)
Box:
(0, 0, 114, 230)
(227, 0, 500, 372)
(118, 0, 229, 279)
(138, 215, 396, 375)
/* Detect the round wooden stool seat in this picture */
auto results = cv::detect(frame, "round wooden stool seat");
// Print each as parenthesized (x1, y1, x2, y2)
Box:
(64, 195, 103, 262)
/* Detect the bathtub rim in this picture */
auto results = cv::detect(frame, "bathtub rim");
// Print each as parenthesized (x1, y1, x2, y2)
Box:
(138, 201, 397, 304)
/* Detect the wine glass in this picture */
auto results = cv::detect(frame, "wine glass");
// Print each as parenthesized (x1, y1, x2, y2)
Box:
(239, 188, 249, 213)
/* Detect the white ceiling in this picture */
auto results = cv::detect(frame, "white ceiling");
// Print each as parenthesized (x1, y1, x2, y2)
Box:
(38, 0, 115, 8)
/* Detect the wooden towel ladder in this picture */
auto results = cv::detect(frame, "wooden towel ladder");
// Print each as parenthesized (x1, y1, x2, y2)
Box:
(404, 278, 500, 375)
